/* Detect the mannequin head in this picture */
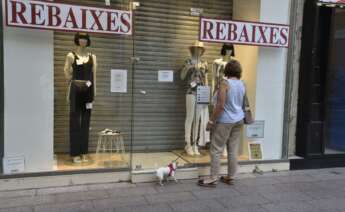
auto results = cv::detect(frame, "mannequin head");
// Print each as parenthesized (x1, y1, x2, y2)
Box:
(221, 43, 235, 57)
(189, 41, 205, 58)
(74, 32, 91, 47)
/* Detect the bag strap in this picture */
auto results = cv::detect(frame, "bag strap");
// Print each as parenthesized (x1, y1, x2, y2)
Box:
(242, 81, 250, 111)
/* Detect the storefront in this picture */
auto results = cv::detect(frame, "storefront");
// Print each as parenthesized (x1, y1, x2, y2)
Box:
(0, 0, 293, 181)
(293, 0, 345, 169)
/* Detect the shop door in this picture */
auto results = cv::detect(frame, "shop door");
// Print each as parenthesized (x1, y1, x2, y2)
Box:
(324, 8, 345, 154)
(131, 0, 233, 171)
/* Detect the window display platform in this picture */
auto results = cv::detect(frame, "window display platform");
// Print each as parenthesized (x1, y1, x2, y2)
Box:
(54, 151, 249, 172)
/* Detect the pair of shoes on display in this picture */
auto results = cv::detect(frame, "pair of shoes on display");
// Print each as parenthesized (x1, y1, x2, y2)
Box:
(185, 145, 201, 156)
(72, 155, 89, 164)
(101, 128, 121, 135)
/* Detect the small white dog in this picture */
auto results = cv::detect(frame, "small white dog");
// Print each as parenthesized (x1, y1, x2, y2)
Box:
(156, 161, 178, 186)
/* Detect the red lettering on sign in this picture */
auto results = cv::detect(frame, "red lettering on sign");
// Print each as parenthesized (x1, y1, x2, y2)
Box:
(31, 3, 45, 25)
(269, 27, 280, 44)
(10, 1, 28, 24)
(63, 8, 78, 29)
(202, 20, 214, 39)
(216, 22, 226, 40)
(107, 11, 119, 32)
(280, 27, 289, 46)
(257, 26, 269, 43)
(238, 25, 249, 42)
(80, 8, 88, 30)
(48, 5, 61, 27)
(90, 10, 104, 31)
(227, 23, 237, 41)
(120, 13, 131, 33)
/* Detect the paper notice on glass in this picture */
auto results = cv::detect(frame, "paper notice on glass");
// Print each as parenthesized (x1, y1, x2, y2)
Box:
(158, 70, 174, 82)
(111, 69, 127, 93)
(197, 86, 210, 104)
(3, 156, 25, 174)
(246, 120, 265, 139)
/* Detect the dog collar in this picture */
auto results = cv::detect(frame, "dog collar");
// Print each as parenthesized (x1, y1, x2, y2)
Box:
(168, 164, 176, 176)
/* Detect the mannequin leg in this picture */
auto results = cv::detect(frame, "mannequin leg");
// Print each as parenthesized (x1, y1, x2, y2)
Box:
(185, 94, 195, 156)
(70, 97, 82, 157)
(193, 104, 202, 156)
(199, 105, 210, 147)
(80, 104, 91, 157)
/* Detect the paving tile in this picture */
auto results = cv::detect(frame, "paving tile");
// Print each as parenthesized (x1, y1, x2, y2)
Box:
(276, 181, 324, 193)
(35, 201, 94, 212)
(316, 179, 345, 191)
(107, 186, 157, 198)
(145, 191, 196, 204)
(54, 190, 109, 203)
(92, 196, 148, 210)
(275, 174, 317, 184)
(154, 182, 207, 193)
(223, 205, 268, 212)
(115, 203, 173, 212)
(87, 183, 135, 191)
(304, 189, 345, 200)
(0, 195, 55, 209)
(169, 199, 226, 212)
(0, 207, 33, 212)
(262, 201, 315, 212)
(217, 194, 270, 208)
(192, 187, 240, 200)
(36, 185, 88, 195)
(237, 177, 281, 187)
(260, 191, 313, 203)
(308, 198, 345, 211)
(0, 190, 36, 200)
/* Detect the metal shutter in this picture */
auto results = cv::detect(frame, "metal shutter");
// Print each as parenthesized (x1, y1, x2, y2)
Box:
(54, 0, 233, 153)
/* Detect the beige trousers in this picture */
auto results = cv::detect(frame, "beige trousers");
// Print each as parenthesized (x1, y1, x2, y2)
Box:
(210, 121, 243, 179)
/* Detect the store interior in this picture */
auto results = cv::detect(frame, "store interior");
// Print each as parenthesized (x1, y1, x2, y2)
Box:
(3, 0, 290, 174)
(52, 0, 260, 172)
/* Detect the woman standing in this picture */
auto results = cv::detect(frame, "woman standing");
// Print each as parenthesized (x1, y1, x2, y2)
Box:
(199, 60, 245, 187)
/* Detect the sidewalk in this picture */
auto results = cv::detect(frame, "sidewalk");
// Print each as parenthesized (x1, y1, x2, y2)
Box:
(1, 168, 345, 212)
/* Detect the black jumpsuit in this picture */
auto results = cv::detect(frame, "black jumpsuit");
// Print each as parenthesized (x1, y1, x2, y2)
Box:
(69, 52, 94, 157)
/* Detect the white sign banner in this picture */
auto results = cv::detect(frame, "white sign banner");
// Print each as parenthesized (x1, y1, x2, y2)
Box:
(197, 86, 210, 104)
(3, 156, 25, 174)
(5, 0, 132, 35)
(111, 69, 127, 93)
(246, 120, 265, 139)
(200, 17, 290, 48)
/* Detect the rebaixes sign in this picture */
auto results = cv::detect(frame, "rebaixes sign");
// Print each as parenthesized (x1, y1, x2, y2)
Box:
(5, 0, 132, 35)
(200, 17, 289, 48)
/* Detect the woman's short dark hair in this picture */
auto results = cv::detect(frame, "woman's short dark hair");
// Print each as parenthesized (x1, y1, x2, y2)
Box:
(74, 32, 91, 47)
(224, 60, 242, 79)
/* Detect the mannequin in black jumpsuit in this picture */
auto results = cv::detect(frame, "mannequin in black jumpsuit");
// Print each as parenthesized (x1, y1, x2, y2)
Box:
(64, 33, 97, 164)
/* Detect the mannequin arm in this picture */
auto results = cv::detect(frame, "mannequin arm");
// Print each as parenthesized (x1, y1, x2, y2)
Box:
(180, 60, 191, 80)
(211, 63, 217, 94)
(204, 61, 209, 86)
(92, 54, 97, 97)
(64, 53, 74, 82)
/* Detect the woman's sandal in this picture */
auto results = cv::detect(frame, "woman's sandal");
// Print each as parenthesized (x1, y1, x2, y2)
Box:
(220, 176, 234, 185)
(198, 179, 218, 187)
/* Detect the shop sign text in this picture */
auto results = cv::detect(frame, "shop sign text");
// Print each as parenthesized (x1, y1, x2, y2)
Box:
(200, 17, 289, 48)
(6, 0, 132, 35)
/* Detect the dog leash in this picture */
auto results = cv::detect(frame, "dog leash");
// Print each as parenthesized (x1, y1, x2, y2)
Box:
(172, 155, 182, 163)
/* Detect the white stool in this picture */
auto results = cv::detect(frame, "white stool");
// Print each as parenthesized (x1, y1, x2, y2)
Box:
(96, 132, 125, 161)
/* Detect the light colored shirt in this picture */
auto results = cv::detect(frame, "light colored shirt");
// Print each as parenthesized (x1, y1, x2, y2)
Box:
(217, 79, 245, 124)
